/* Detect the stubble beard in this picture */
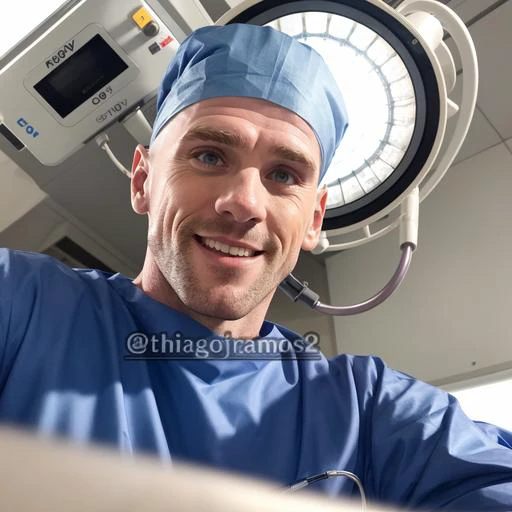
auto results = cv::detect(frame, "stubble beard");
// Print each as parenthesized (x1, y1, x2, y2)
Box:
(148, 229, 286, 321)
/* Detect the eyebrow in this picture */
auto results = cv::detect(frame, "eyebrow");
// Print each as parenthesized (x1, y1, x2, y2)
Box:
(182, 126, 318, 175)
(182, 126, 248, 148)
(273, 144, 317, 174)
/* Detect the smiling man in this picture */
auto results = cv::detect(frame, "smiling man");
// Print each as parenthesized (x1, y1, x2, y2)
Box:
(131, 96, 325, 338)
(1, 23, 512, 512)
(128, 24, 340, 339)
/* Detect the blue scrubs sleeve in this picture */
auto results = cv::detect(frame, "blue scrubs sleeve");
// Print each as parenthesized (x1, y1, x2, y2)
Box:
(0, 249, 14, 389)
(0, 249, 42, 392)
(368, 360, 512, 510)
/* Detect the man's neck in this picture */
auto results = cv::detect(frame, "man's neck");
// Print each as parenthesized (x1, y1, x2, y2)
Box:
(132, 252, 273, 339)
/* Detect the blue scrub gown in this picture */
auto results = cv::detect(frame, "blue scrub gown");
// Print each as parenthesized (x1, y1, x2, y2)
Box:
(0, 248, 511, 510)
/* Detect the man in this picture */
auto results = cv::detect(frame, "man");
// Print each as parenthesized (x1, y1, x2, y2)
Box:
(0, 23, 511, 511)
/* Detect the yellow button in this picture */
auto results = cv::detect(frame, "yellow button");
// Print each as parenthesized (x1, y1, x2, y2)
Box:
(132, 7, 153, 29)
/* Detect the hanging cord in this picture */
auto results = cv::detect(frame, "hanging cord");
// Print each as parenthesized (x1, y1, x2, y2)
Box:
(286, 470, 367, 511)
(316, 243, 413, 315)
(95, 107, 153, 179)
(95, 133, 131, 178)
(280, 188, 419, 316)
(280, 243, 413, 316)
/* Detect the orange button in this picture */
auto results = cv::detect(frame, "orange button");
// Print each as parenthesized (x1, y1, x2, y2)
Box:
(132, 6, 153, 29)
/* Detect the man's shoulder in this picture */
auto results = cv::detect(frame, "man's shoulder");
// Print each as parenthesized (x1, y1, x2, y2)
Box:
(0, 249, 132, 381)
(0, 247, 129, 326)
(0, 247, 117, 290)
(0, 247, 54, 274)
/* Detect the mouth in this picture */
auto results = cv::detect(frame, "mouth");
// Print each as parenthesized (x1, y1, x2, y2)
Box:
(194, 235, 264, 258)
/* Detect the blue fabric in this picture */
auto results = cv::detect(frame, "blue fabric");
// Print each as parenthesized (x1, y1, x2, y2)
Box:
(151, 24, 349, 182)
(0, 247, 511, 510)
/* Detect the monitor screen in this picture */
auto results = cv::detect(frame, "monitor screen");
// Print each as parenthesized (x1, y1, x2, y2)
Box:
(34, 34, 128, 118)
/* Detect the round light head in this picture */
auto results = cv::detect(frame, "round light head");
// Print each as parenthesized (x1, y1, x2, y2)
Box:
(219, 0, 442, 233)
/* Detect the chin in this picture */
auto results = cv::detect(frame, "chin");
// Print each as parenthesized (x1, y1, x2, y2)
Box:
(181, 285, 265, 323)
(185, 303, 251, 328)
(188, 297, 251, 322)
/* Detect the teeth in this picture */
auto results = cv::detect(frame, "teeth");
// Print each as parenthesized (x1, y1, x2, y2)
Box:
(202, 237, 255, 257)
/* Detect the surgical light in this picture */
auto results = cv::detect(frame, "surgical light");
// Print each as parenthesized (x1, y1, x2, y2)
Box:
(218, 0, 478, 315)
(267, 12, 417, 212)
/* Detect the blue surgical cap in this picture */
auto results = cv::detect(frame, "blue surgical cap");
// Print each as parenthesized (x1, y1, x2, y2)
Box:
(151, 23, 349, 182)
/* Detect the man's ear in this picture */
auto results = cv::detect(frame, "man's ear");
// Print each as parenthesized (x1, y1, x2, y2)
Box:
(302, 185, 328, 252)
(131, 144, 150, 215)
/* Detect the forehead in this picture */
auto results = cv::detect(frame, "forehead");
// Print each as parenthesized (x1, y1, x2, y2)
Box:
(168, 97, 321, 163)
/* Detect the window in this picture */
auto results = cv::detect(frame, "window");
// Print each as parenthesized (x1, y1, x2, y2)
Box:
(447, 375, 512, 431)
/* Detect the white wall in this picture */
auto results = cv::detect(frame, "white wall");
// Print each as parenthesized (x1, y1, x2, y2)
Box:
(326, 142, 512, 384)
(0, 151, 46, 232)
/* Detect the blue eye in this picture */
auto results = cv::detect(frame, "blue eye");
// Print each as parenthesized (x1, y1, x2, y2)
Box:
(270, 169, 296, 185)
(196, 151, 222, 166)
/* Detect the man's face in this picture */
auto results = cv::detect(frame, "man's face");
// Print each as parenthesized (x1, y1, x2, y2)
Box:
(132, 97, 326, 321)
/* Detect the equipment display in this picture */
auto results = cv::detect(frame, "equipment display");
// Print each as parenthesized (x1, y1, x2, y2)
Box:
(33, 34, 129, 119)
(0, 0, 180, 165)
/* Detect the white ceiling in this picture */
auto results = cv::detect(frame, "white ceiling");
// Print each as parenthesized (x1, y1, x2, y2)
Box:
(1, 0, 511, 271)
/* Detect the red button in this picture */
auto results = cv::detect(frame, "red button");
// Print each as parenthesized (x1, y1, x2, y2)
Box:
(160, 36, 173, 48)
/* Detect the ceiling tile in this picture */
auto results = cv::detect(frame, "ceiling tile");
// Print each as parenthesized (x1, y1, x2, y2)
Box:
(0, 150, 47, 232)
(446, 0, 488, 23)
(439, 78, 501, 165)
(0, 200, 62, 251)
(463, 1, 512, 139)
(199, 0, 230, 21)
(452, 106, 502, 164)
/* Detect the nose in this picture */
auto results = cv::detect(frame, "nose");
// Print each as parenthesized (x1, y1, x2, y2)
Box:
(214, 168, 267, 224)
